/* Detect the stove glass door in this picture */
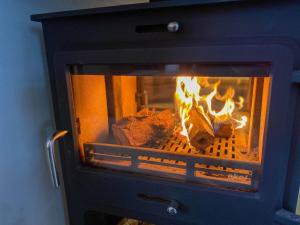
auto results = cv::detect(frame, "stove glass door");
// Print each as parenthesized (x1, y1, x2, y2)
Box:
(69, 64, 271, 191)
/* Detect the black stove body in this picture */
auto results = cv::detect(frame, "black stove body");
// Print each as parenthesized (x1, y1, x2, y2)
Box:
(32, 1, 300, 225)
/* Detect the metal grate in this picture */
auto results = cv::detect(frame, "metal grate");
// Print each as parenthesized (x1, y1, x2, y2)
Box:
(160, 132, 258, 162)
(84, 132, 259, 190)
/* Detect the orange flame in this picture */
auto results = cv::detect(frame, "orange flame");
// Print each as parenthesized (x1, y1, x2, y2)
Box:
(175, 77, 202, 140)
(175, 76, 247, 140)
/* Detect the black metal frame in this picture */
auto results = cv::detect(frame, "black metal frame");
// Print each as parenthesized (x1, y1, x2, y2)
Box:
(30, 0, 249, 22)
(51, 44, 296, 225)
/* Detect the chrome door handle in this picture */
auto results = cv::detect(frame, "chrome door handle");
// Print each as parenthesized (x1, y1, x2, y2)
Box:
(46, 130, 68, 188)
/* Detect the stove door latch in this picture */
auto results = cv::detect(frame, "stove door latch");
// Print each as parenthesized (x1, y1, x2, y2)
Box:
(138, 193, 180, 216)
(46, 130, 68, 188)
(166, 200, 179, 216)
(167, 21, 181, 33)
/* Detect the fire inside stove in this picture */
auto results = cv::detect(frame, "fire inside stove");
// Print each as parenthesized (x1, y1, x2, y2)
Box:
(71, 69, 270, 191)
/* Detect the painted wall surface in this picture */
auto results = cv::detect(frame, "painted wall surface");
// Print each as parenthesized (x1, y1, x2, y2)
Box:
(0, 1, 147, 225)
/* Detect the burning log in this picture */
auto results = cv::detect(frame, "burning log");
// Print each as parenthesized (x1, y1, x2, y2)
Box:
(214, 121, 233, 138)
(112, 109, 174, 147)
(186, 108, 215, 150)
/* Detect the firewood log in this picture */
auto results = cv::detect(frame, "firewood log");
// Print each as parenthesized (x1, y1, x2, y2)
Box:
(214, 122, 233, 138)
(112, 109, 174, 147)
(186, 108, 215, 150)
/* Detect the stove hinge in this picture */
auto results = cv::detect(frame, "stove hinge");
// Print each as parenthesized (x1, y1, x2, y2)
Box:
(275, 209, 300, 225)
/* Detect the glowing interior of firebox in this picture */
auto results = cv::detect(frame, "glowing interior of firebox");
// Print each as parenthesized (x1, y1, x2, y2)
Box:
(71, 73, 270, 190)
(175, 76, 248, 148)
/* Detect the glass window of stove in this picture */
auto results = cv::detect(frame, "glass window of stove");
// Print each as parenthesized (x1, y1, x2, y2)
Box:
(69, 64, 271, 191)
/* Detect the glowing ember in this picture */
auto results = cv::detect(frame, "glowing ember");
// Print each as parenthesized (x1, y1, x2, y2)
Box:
(175, 76, 248, 142)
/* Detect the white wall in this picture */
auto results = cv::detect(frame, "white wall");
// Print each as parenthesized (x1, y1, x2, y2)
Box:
(0, 1, 147, 225)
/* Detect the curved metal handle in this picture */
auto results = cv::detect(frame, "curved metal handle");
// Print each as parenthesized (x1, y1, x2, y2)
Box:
(46, 130, 68, 188)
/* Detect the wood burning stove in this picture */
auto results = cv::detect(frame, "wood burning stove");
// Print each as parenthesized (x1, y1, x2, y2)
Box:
(32, 1, 300, 225)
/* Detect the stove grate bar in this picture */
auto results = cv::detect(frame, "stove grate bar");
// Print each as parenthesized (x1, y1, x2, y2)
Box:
(83, 134, 259, 191)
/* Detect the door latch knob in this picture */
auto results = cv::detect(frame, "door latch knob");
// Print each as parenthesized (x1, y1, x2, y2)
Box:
(167, 200, 179, 215)
(167, 21, 180, 33)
